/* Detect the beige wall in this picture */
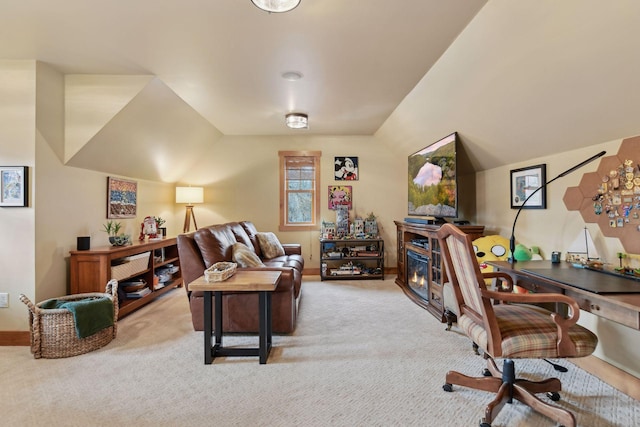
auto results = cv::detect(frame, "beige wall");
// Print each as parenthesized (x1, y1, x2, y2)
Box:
(178, 134, 404, 268)
(0, 61, 178, 332)
(0, 61, 36, 330)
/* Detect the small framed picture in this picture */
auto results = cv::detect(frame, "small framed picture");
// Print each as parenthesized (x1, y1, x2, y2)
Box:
(334, 157, 359, 181)
(328, 185, 352, 210)
(510, 164, 546, 209)
(0, 166, 28, 207)
(107, 176, 137, 218)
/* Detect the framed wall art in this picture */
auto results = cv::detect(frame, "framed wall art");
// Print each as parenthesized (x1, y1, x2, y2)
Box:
(510, 164, 546, 209)
(0, 166, 28, 207)
(334, 156, 358, 181)
(328, 185, 352, 210)
(107, 176, 137, 218)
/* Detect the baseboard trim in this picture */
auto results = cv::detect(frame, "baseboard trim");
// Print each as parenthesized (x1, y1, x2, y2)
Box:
(0, 331, 30, 346)
(303, 267, 397, 276)
(571, 355, 640, 401)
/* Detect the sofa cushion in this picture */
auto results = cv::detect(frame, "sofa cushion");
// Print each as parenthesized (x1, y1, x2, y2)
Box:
(194, 224, 237, 267)
(228, 222, 254, 249)
(232, 243, 265, 268)
(256, 232, 285, 259)
(240, 221, 263, 257)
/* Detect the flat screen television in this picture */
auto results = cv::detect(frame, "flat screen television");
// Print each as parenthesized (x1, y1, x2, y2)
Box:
(408, 132, 474, 222)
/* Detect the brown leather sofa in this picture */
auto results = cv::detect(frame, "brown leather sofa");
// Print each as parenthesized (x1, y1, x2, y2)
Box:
(177, 221, 304, 333)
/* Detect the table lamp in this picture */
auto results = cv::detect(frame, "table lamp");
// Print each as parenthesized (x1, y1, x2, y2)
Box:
(176, 186, 204, 233)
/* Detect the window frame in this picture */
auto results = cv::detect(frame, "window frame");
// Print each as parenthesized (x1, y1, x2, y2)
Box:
(279, 150, 321, 231)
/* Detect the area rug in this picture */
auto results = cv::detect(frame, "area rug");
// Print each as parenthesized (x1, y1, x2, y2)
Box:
(0, 278, 637, 426)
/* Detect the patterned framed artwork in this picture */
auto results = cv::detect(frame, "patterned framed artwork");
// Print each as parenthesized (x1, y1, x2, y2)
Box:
(107, 176, 137, 218)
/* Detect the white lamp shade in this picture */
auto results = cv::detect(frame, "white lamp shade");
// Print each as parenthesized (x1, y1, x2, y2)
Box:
(176, 186, 204, 204)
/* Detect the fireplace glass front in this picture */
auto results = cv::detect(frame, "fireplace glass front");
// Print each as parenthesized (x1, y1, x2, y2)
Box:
(407, 250, 429, 300)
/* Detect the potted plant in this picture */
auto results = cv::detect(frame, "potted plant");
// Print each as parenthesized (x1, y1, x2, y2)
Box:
(102, 220, 131, 246)
(154, 216, 167, 237)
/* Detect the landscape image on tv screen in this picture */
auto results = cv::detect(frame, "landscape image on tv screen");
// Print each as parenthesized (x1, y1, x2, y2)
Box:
(408, 132, 457, 217)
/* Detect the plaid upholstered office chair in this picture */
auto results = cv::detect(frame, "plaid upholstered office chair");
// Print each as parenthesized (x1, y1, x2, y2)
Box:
(436, 224, 598, 427)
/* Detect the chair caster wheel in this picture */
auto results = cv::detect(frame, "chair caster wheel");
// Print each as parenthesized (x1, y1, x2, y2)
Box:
(482, 368, 491, 376)
(547, 391, 561, 401)
(479, 422, 491, 427)
(443, 383, 453, 392)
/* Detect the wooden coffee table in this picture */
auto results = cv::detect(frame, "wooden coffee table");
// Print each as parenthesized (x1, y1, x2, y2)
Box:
(188, 270, 281, 364)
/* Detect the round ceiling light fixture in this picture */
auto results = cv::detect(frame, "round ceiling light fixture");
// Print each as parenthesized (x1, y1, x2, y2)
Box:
(251, 0, 301, 13)
(282, 71, 303, 81)
(285, 113, 308, 129)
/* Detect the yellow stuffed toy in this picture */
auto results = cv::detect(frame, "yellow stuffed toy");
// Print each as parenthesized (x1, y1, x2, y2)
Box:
(473, 236, 542, 291)
(473, 235, 510, 270)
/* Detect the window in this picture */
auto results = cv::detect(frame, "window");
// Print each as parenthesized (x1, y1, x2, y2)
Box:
(279, 151, 321, 231)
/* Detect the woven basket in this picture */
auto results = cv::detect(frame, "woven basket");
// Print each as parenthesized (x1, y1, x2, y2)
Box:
(111, 252, 150, 281)
(19, 280, 119, 359)
(204, 262, 237, 282)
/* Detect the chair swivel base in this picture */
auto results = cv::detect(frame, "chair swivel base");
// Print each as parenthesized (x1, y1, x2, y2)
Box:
(443, 357, 575, 427)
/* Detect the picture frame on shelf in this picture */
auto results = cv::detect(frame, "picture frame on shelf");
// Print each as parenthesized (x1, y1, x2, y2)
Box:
(0, 166, 28, 207)
(107, 176, 137, 218)
(510, 164, 546, 209)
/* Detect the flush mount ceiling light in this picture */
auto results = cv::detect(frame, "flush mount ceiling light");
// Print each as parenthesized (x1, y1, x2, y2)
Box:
(285, 113, 308, 129)
(282, 71, 303, 81)
(251, 0, 301, 13)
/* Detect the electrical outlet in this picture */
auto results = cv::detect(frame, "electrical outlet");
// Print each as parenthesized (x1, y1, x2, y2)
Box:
(0, 293, 8, 308)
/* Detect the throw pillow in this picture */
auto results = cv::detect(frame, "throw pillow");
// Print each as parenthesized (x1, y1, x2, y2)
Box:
(256, 232, 285, 259)
(231, 243, 265, 268)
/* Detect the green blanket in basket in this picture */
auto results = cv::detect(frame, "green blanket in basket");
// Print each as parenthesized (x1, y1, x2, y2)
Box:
(41, 297, 114, 339)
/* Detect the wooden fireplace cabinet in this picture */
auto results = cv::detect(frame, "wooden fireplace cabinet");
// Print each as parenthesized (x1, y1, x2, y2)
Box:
(395, 221, 484, 321)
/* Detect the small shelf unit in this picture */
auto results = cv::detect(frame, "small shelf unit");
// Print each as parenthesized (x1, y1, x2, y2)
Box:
(320, 237, 384, 281)
(70, 238, 182, 318)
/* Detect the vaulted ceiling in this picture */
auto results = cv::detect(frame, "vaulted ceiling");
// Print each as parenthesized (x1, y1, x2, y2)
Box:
(1, 0, 485, 135)
(3, 1, 640, 180)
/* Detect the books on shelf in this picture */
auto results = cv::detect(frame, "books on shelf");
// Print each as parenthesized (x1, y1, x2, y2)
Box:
(126, 287, 152, 298)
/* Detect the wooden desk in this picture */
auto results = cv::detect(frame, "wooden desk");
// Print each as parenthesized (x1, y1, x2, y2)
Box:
(489, 260, 640, 330)
(189, 271, 282, 364)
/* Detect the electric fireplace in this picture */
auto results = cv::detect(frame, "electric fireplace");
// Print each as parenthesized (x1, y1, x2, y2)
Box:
(406, 250, 429, 300)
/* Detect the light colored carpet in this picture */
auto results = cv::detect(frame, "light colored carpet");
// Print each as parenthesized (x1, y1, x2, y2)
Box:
(1, 278, 637, 426)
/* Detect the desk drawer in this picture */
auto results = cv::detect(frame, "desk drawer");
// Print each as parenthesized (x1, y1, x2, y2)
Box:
(566, 290, 640, 329)
(515, 277, 559, 294)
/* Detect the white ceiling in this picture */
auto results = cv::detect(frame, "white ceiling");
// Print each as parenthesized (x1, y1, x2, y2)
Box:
(5, 1, 640, 179)
(0, 0, 486, 136)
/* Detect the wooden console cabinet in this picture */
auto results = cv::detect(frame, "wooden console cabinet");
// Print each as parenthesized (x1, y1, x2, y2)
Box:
(395, 221, 484, 321)
(70, 238, 182, 318)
